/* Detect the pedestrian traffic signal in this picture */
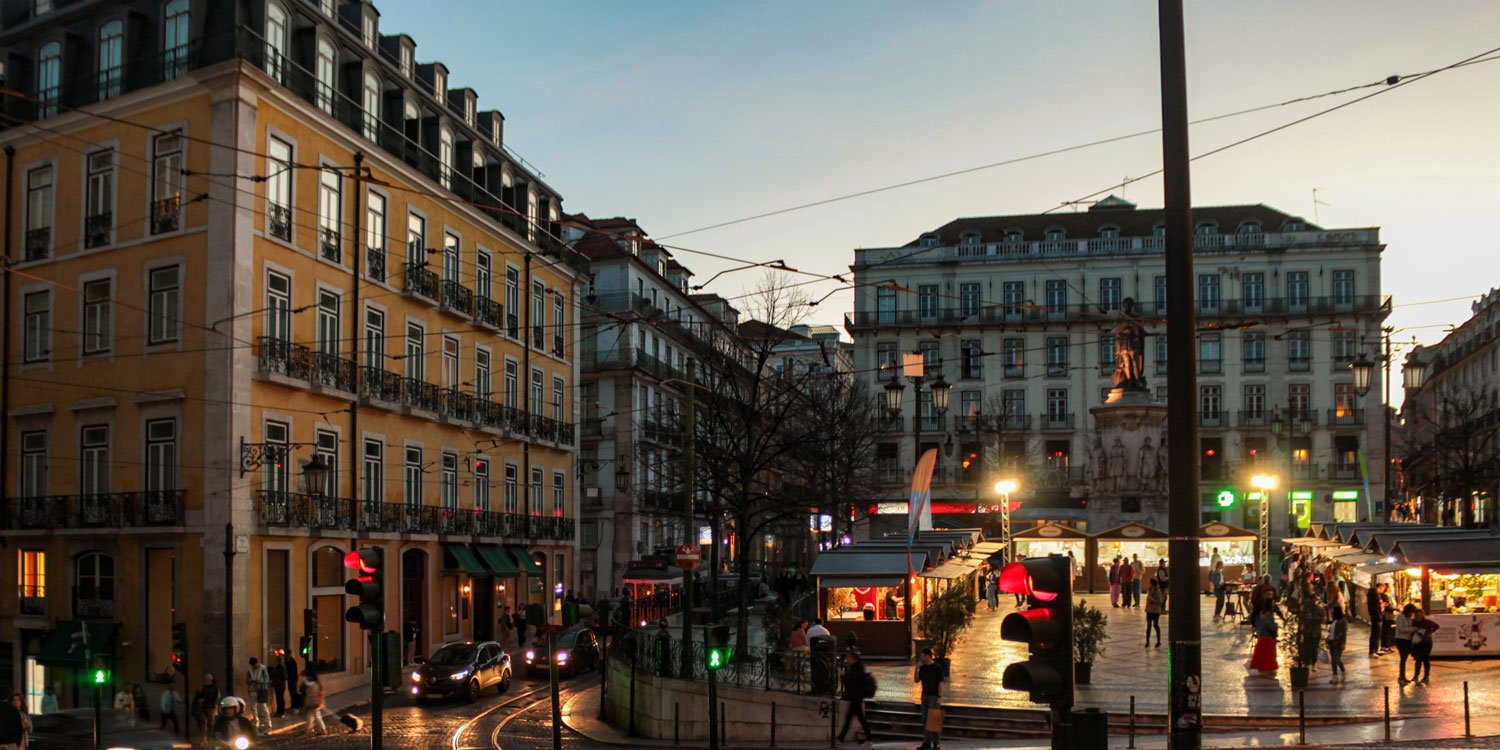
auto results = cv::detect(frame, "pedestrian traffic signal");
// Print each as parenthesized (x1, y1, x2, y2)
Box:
(997, 556, 1074, 707)
(705, 623, 730, 671)
(343, 547, 385, 631)
(92, 668, 108, 684)
(170, 622, 188, 671)
(304, 607, 317, 636)
(298, 635, 313, 658)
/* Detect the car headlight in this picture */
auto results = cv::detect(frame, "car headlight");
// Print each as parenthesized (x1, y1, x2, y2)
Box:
(556, 651, 568, 662)
(234, 736, 251, 750)
(411, 686, 419, 695)
(410, 672, 422, 684)
(525, 650, 536, 661)
(452, 669, 470, 681)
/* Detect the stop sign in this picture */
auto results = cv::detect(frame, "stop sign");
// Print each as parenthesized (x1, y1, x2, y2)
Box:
(676, 543, 702, 571)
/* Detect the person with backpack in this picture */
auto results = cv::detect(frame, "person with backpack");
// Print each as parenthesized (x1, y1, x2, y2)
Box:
(837, 650, 875, 743)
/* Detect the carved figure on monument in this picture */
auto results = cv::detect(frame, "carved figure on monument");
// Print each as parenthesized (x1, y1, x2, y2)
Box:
(1089, 431, 1108, 490)
(1109, 436, 1127, 493)
(1110, 297, 1149, 392)
(1155, 434, 1168, 490)
(1138, 436, 1159, 493)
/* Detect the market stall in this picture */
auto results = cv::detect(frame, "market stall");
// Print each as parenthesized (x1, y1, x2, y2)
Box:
(809, 548, 929, 658)
(1090, 523, 1169, 593)
(1009, 523, 1090, 591)
(1199, 522, 1258, 590)
(1389, 538, 1500, 656)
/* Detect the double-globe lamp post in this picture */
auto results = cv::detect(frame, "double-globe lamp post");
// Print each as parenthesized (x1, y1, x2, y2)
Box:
(1350, 346, 1427, 523)
(884, 371, 952, 470)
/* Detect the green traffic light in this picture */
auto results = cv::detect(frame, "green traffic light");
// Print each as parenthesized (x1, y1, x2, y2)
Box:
(93, 669, 107, 684)
(1216, 489, 1236, 508)
(706, 648, 728, 670)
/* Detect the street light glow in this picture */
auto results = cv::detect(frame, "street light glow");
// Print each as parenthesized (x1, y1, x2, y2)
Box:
(1250, 474, 1279, 491)
(995, 479, 1018, 495)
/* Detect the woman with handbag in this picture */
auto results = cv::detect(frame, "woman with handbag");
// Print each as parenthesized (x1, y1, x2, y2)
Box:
(1247, 600, 1279, 677)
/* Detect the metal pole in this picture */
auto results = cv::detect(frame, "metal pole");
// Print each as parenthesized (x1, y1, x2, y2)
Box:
(675, 702, 680, 744)
(1129, 694, 1136, 749)
(707, 667, 719, 750)
(1158, 2, 1202, 747)
(550, 631, 562, 750)
(1465, 680, 1471, 736)
(1298, 690, 1305, 744)
(1384, 686, 1390, 740)
(224, 522, 235, 699)
(628, 643, 637, 737)
(771, 701, 777, 747)
(1382, 330, 1392, 524)
(682, 359, 697, 679)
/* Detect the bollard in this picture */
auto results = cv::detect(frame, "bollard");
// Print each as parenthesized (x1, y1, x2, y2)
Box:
(771, 702, 777, 748)
(1128, 695, 1136, 749)
(674, 702, 680, 744)
(1384, 686, 1390, 741)
(1298, 690, 1306, 745)
(722, 701, 728, 746)
(1465, 681, 1472, 737)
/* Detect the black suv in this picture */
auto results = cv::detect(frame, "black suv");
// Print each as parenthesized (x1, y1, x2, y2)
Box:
(411, 641, 512, 703)
(524, 625, 600, 677)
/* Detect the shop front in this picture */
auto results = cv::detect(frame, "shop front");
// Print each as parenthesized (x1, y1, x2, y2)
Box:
(1008, 524, 1089, 591)
(1091, 523, 1169, 592)
(1389, 538, 1500, 657)
(809, 549, 929, 659)
(1199, 523, 1258, 590)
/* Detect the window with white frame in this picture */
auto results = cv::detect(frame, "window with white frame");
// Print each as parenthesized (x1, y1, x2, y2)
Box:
(1242, 384, 1265, 420)
(403, 446, 423, 506)
(406, 212, 425, 265)
(959, 282, 981, 316)
(552, 376, 564, 421)
(361, 13, 375, 47)
(1287, 331, 1311, 370)
(404, 323, 425, 381)
(526, 189, 538, 243)
(23, 291, 50, 363)
(505, 266, 520, 336)
(151, 132, 183, 233)
(315, 39, 336, 114)
(82, 279, 111, 356)
(552, 472, 565, 517)
(1098, 333, 1115, 375)
(504, 464, 518, 514)
(362, 439, 382, 503)
(1046, 335, 1068, 376)
(532, 281, 545, 345)
(438, 128, 454, 189)
(474, 457, 490, 511)
(440, 452, 458, 510)
(148, 266, 180, 344)
(475, 251, 492, 302)
(530, 467, 543, 516)
(144, 418, 176, 495)
(1332, 270, 1355, 306)
(163, 0, 189, 79)
(442, 232, 459, 284)
(264, 3, 288, 81)
(1332, 330, 1357, 363)
(265, 136, 293, 241)
(1242, 272, 1264, 311)
(20, 431, 47, 497)
(1200, 385, 1222, 422)
(1199, 333, 1221, 374)
(26, 165, 53, 259)
(316, 290, 340, 356)
(363, 307, 384, 369)
(1154, 275, 1168, 314)
(1099, 277, 1122, 311)
(84, 150, 114, 248)
(474, 348, 491, 400)
(362, 73, 381, 141)
(530, 368, 543, 414)
(318, 168, 341, 261)
(504, 359, 518, 406)
(314, 429, 337, 497)
(263, 421, 289, 495)
(264, 270, 291, 344)
(441, 335, 460, 390)
(37, 42, 60, 117)
(1243, 332, 1265, 372)
(97, 21, 124, 100)
(365, 190, 386, 281)
(1003, 337, 1024, 377)
(1198, 274, 1221, 314)
(1045, 280, 1067, 313)
(1287, 271, 1309, 309)
(553, 292, 565, 354)
(80, 425, 109, 496)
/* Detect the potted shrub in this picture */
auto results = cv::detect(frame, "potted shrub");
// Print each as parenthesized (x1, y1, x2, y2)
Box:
(1278, 599, 1320, 688)
(922, 583, 977, 673)
(1072, 600, 1109, 685)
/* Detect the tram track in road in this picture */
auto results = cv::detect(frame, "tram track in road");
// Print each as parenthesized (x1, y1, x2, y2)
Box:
(456, 674, 601, 750)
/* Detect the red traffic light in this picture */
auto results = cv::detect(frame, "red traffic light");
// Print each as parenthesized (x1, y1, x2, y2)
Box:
(344, 549, 380, 574)
(997, 562, 1057, 602)
(1204, 449, 1216, 457)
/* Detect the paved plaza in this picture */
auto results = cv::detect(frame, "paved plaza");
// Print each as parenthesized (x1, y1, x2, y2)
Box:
(865, 595, 1500, 721)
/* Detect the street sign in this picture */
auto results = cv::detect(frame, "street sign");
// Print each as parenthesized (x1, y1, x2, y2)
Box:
(676, 543, 702, 571)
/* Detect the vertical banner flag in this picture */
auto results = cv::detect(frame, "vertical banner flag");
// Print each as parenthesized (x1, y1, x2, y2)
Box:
(1356, 448, 1374, 520)
(908, 448, 939, 543)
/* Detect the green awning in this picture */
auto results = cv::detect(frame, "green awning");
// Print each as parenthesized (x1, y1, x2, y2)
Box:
(475, 544, 519, 576)
(36, 621, 119, 667)
(509, 546, 544, 575)
(445, 543, 488, 576)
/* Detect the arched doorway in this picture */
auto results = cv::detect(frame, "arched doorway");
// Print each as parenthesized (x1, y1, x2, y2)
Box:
(401, 549, 426, 664)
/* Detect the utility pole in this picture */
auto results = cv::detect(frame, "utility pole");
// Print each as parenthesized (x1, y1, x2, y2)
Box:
(681, 358, 697, 678)
(1158, 1, 1202, 747)
(549, 628, 562, 750)
(224, 522, 235, 699)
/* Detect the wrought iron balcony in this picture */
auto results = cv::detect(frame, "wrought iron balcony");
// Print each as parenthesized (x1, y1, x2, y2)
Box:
(74, 593, 116, 619)
(311, 351, 356, 393)
(253, 491, 355, 531)
(362, 366, 402, 402)
(84, 213, 112, 248)
(2, 491, 185, 530)
(151, 196, 181, 234)
(875, 414, 903, 432)
(1041, 413, 1076, 431)
(1327, 408, 1366, 427)
(366, 245, 386, 282)
(319, 227, 341, 263)
(474, 398, 505, 429)
(1333, 462, 1361, 480)
(404, 261, 440, 301)
(1238, 410, 1269, 428)
(441, 389, 476, 422)
(441, 280, 475, 316)
(403, 378, 441, 412)
(267, 203, 291, 241)
(24, 227, 50, 261)
(475, 297, 503, 330)
(258, 337, 355, 392)
(18, 586, 44, 615)
(1200, 412, 1225, 428)
(507, 313, 519, 339)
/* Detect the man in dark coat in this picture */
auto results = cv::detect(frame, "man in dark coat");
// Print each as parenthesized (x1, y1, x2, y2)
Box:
(269, 652, 289, 718)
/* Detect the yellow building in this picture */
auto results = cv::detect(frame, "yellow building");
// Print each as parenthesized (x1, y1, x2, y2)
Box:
(0, 0, 582, 710)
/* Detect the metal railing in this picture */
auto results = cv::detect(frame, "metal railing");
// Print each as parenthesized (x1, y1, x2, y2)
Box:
(84, 213, 112, 248)
(2, 491, 185, 530)
(366, 245, 386, 282)
(267, 203, 291, 241)
(404, 378, 442, 412)
(1041, 413, 1076, 430)
(442, 279, 475, 316)
(1328, 408, 1366, 427)
(253, 491, 358, 531)
(475, 296, 504, 329)
(151, 196, 181, 234)
(404, 261, 440, 300)
(319, 227, 341, 263)
(611, 630, 842, 698)
(18, 586, 44, 615)
(845, 294, 1389, 328)
(362, 366, 402, 402)
(24, 227, 50, 261)
(1238, 410, 1269, 428)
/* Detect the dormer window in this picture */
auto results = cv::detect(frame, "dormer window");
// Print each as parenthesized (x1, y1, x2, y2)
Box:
(1004, 229, 1023, 243)
(433, 70, 446, 99)
(399, 46, 412, 77)
(361, 73, 381, 140)
(37, 42, 60, 117)
(1284, 220, 1305, 231)
(319, 0, 333, 16)
(361, 15, 376, 48)
(1099, 226, 1120, 238)
(98, 20, 124, 100)
(919, 233, 939, 248)
(960, 232, 980, 246)
(466, 99, 475, 125)
(1044, 228, 1066, 241)
(315, 39, 337, 114)
(265, 3, 288, 82)
(1195, 221, 1218, 234)
(163, 0, 190, 80)
(1238, 221, 1262, 234)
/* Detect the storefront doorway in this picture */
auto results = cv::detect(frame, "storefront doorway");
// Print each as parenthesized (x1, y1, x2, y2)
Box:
(402, 550, 427, 660)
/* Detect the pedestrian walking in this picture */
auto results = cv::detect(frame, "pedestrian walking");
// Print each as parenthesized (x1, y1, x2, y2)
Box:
(1119, 557, 1136, 608)
(1247, 601, 1279, 677)
(0, 690, 23, 750)
(269, 652, 288, 718)
(285, 652, 303, 712)
(245, 656, 273, 730)
(1108, 558, 1122, 608)
(1144, 578, 1165, 647)
(1131, 554, 1145, 607)
(1210, 561, 1226, 622)
(113, 684, 136, 728)
(1394, 603, 1416, 684)
(132, 684, 149, 724)
(1326, 605, 1348, 684)
(1366, 582, 1388, 657)
(499, 606, 514, 649)
(159, 683, 182, 734)
(837, 650, 874, 743)
(191, 674, 219, 743)
(301, 672, 328, 736)
(1410, 608, 1439, 683)
(404, 617, 420, 665)
(914, 648, 944, 750)
(513, 609, 528, 649)
(984, 571, 999, 612)
(1154, 558, 1169, 588)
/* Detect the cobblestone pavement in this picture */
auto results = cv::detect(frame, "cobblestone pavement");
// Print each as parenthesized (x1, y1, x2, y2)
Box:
(865, 596, 1500, 720)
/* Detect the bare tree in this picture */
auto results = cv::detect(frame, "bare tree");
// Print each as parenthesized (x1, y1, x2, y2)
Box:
(1406, 388, 1500, 527)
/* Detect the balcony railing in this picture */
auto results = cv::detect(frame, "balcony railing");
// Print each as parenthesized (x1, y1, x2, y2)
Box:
(84, 212, 112, 248)
(1333, 462, 1361, 480)
(2, 491, 185, 530)
(18, 586, 44, 615)
(267, 203, 291, 241)
(1200, 412, 1225, 428)
(441, 280, 475, 316)
(151, 196, 181, 234)
(1041, 413, 1075, 430)
(24, 227, 50, 261)
(254, 491, 358, 530)
(311, 351, 356, 393)
(441, 389, 476, 422)
(257, 337, 355, 392)
(362, 366, 402, 402)
(319, 227, 341, 263)
(366, 245, 386, 282)
(875, 415, 903, 432)
(845, 294, 1390, 329)
(76, 594, 119, 618)
(404, 378, 442, 412)
(404, 261, 440, 301)
(475, 297, 504, 330)
(1328, 408, 1366, 427)
(1238, 410, 1268, 428)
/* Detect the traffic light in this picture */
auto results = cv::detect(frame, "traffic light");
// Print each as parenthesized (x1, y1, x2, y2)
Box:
(1216, 489, 1236, 508)
(997, 555, 1074, 707)
(170, 622, 188, 671)
(92, 668, 108, 685)
(298, 636, 313, 658)
(705, 623, 730, 670)
(344, 547, 385, 631)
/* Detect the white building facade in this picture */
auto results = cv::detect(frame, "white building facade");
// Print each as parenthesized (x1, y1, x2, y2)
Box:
(846, 197, 1388, 536)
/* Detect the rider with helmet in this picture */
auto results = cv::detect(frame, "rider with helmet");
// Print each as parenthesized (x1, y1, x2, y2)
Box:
(210, 695, 258, 747)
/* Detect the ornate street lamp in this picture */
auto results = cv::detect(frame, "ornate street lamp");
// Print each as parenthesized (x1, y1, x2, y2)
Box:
(302, 453, 331, 498)
(884, 378, 905, 414)
(1350, 353, 1375, 396)
(929, 375, 952, 414)
(614, 467, 630, 492)
(1403, 358, 1428, 391)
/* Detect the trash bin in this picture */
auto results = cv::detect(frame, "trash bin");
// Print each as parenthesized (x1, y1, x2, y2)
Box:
(1071, 707, 1109, 750)
(809, 635, 836, 695)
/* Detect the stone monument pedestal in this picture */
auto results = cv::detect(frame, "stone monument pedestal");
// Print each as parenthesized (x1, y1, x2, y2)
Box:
(1086, 388, 1169, 532)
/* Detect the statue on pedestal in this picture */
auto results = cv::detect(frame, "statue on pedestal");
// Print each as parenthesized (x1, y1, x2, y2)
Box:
(1111, 297, 1148, 392)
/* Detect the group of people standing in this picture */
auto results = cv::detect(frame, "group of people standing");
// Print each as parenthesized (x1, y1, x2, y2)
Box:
(1107, 554, 1169, 609)
(1366, 582, 1441, 684)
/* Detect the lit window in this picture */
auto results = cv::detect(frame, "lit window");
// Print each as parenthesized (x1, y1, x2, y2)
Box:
(315, 39, 336, 114)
